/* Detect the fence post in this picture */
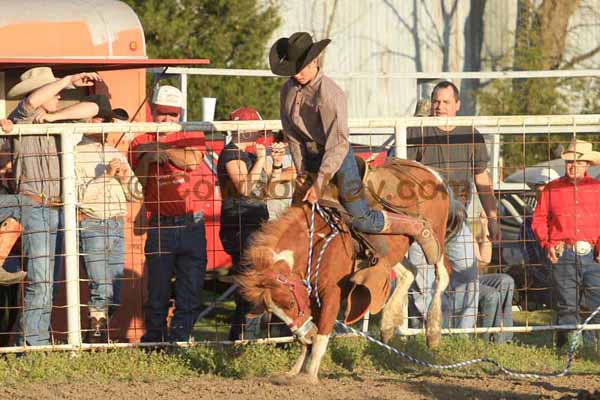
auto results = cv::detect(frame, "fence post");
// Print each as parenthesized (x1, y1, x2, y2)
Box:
(61, 128, 81, 347)
(180, 73, 188, 122)
(394, 121, 407, 159)
(491, 133, 501, 189)
(361, 311, 370, 333)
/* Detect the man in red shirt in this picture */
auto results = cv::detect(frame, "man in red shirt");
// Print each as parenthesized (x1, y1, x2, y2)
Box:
(532, 138, 600, 348)
(130, 85, 208, 342)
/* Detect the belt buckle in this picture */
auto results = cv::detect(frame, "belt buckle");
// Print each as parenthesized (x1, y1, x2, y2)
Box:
(574, 241, 592, 256)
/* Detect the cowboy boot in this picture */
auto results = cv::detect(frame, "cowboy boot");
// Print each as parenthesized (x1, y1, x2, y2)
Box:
(0, 218, 26, 286)
(380, 211, 441, 265)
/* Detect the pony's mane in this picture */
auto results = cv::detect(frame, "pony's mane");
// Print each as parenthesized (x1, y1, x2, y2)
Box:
(236, 205, 306, 305)
(242, 205, 306, 271)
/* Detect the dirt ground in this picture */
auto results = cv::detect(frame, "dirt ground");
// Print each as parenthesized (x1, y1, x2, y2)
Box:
(1, 373, 599, 400)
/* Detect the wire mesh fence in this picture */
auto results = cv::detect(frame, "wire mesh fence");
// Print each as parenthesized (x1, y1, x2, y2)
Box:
(0, 116, 599, 352)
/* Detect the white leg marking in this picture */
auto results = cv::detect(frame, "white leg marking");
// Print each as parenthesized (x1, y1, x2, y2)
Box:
(287, 344, 308, 376)
(426, 259, 449, 347)
(381, 262, 416, 341)
(304, 334, 330, 378)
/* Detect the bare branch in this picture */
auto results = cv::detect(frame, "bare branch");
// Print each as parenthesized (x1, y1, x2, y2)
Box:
(561, 44, 600, 69)
(421, 0, 445, 47)
(381, 0, 412, 32)
(320, 0, 339, 65)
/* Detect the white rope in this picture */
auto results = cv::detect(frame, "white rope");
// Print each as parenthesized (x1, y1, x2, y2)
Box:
(306, 203, 340, 307)
(307, 202, 600, 379)
(336, 302, 600, 379)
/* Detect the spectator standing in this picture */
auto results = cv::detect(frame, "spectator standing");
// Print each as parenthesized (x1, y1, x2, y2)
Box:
(3, 67, 100, 345)
(265, 131, 296, 220)
(75, 95, 142, 342)
(218, 107, 293, 340)
(403, 81, 500, 329)
(532, 139, 600, 348)
(130, 86, 207, 342)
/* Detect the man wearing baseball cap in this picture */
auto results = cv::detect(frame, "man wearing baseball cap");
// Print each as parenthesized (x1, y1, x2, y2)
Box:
(73, 94, 142, 342)
(532, 138, 600, 348)
(129, 85, 208, 343)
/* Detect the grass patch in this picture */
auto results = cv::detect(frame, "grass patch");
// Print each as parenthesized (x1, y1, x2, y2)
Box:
(0, 349, 194, 384)
(0, 334, 599, 384)
(1, 310, 600, 384)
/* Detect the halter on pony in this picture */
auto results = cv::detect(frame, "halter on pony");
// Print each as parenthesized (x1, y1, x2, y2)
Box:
(263, 203, 340, 345)
(262, 270, 316, 343)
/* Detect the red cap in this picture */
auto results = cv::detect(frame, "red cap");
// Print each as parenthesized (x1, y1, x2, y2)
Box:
(153, 104, 182, 116)
(229, 107, 262, 121)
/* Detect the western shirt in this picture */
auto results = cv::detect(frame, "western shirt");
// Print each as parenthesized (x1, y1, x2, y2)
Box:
(1, 100, 62, 198)
(531, 175, 600, 250)
(75, 137, 142, 220)
(280, 70, 349, 191)
(407, 126, 489, 207)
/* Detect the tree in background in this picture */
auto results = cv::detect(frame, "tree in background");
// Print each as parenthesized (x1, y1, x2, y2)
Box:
(124, 0, 282, 121)
(475, 0, 600, 170)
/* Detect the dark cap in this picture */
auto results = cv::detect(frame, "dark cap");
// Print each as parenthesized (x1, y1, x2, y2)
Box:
(83, 95, 129, 122)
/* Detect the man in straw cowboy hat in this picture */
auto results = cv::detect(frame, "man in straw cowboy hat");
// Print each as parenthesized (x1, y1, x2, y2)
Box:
(0, 67, 101, 346)
(270, 32, 440, 263)
(532, 138, 600, 348)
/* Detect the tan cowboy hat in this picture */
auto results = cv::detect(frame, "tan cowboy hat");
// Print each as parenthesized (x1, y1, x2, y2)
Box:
(7, 67, 58, 99)
(561, 139, 600, 165)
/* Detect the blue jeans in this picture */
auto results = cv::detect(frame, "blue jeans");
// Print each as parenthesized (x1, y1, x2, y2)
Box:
(307, 147, 384, 233)
(17, 205, 60, 346)
(552, 249, 600, 345)
(220, 201, 269, 340)
(408, 220, 479, 329)
(142, 211, 208, 342)
(0, 193, 36, 222)
(479, 273, 514, 343)
(80, 217, 125, 315)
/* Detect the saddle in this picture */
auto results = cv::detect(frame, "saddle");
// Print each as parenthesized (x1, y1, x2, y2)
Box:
(314, 157, 447, 259)
(297, 157, 455, 324)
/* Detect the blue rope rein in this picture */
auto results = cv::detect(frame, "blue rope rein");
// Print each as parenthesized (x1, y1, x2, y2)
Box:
(336, 302, 600, 379)
(305, 203, 339, 308)
(306, 202, 600, 379)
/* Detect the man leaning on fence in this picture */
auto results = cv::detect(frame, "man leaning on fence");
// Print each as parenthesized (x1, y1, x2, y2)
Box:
(399, 81, 500, 330)
(532, 138, 600, 349)
(1, 67, 101, 346)
(75, 95, 143, 343)
(130, 85, 208, 343)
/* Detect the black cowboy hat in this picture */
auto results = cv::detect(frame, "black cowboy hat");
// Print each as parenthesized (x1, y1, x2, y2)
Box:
(83, 94, 130, 122)
(269, 32, 331, 76)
